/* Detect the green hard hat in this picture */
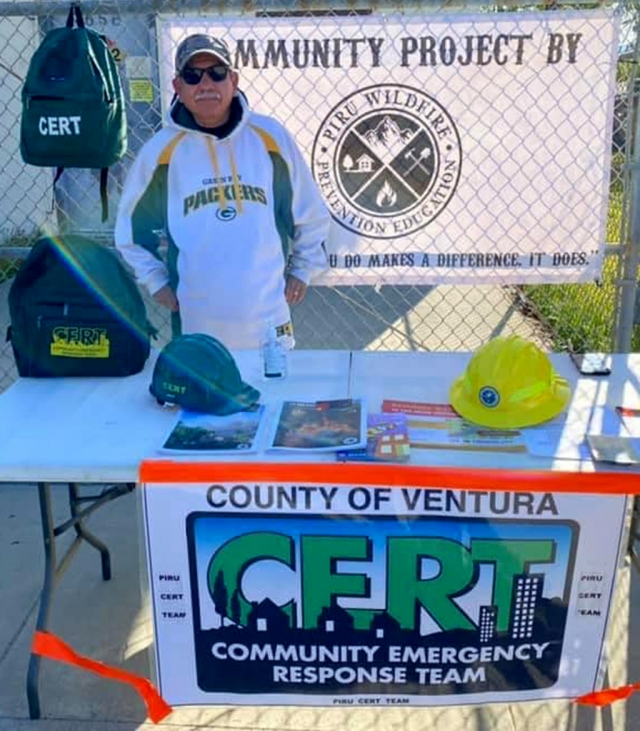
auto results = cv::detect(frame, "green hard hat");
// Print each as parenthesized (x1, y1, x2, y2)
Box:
(150, 334, 260, 415)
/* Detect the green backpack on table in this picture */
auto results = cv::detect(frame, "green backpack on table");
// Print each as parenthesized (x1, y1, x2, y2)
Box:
(20, 3, 127, 221)
(7, 234, 155, 378)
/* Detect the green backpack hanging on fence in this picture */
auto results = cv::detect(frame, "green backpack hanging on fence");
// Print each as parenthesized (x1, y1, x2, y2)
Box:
(20, 3, 127, 221)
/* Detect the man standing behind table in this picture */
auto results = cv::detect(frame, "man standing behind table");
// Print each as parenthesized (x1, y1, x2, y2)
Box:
(115, 33, 330, 349)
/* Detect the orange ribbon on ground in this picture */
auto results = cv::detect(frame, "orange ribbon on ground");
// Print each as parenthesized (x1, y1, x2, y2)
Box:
(576, 683, 640, 707)
(32, 631, 172, 723)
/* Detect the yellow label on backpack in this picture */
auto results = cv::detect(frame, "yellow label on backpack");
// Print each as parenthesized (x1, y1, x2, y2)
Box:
(50, 326, 110, 358)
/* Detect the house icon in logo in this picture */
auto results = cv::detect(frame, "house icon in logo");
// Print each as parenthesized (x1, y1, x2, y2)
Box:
(355, 154, 374, 172)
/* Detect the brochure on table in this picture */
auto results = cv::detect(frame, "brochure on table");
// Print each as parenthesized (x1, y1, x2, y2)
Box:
(382, 400, 527, 454)
(156, 397, 636, 463)
(159, 399, 368, 456)
(337, 413, 411, 463)
(267, 399, 367, 452)
(159, 406, 267, 455)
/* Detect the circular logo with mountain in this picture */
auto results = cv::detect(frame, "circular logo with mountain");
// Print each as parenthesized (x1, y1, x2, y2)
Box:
(312, 84, 462, 240)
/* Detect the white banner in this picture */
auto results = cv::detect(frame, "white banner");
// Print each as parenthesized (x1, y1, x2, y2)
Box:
(142, 478, 627, 707)
(158, 11, 619, 285)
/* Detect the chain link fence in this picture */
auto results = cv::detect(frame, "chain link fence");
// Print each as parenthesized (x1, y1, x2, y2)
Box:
(0, 0, 636, 394)
(0, 3, 639, 728)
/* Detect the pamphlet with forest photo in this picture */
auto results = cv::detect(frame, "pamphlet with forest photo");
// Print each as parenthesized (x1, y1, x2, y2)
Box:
(268, 399, 367, 452)
(159, 405, 266, 455)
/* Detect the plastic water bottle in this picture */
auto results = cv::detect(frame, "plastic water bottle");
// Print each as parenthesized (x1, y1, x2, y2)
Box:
(262, 322, 287, 379)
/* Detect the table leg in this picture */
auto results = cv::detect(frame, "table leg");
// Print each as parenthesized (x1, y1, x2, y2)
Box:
(68, 483, 111, 580)
(27, 482, 56, 720)
(628, 496, 640, 572)
(26, 481, 135, 719)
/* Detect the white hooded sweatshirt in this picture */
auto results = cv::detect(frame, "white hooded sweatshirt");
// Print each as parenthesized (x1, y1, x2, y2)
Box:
(115, 93, 329, 349)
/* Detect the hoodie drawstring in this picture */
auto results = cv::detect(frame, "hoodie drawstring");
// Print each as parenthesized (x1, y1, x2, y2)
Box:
(228, 151, 243, 215)
(205, 137, 243, 214)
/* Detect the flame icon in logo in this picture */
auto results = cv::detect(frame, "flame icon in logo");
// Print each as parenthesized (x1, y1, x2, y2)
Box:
(376, 181, 397, 208)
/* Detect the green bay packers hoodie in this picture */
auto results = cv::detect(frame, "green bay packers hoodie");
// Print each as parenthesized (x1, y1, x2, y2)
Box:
(115, 93, 329, 349)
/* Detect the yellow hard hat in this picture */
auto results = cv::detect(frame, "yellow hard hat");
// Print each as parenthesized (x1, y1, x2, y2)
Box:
(449, 335, 571, 429)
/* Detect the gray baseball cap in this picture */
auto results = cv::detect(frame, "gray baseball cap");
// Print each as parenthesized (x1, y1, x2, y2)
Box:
(175, 34, 233, 73)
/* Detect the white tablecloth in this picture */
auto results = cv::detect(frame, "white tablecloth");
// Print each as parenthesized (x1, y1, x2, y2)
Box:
(0, 349, 639, 483)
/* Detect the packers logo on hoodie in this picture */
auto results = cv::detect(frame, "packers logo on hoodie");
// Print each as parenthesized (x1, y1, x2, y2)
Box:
(184, 184, 267, 216)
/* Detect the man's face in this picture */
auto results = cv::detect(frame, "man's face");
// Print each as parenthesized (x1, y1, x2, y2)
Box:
(173, 52, 239, 128)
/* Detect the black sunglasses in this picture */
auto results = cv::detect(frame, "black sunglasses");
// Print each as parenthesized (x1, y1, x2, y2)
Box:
(181, 65, 230, 85)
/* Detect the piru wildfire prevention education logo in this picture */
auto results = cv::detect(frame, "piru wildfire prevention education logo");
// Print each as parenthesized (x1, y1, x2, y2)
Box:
(312, 84, 462, 240)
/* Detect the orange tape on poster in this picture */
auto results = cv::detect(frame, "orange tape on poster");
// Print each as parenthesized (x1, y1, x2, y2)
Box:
(31, 629, 637, 712)
(139, 460, 640, 495)
(576, 683, 640, 706)
(31, 631, 172, 723)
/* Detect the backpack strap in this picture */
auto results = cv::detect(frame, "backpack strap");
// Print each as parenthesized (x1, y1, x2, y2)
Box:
(86, 36, 112, 102)
(52, 167, 109, 223)
(53, 167, 64, 214)
(55, 4, 86, 209)
(65, 3, 85, 29)
(100, 168, 109, 222)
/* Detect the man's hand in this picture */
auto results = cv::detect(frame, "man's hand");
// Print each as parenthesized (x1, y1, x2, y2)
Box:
(152, 285, 179, 312)
(285, 274, 308, 306)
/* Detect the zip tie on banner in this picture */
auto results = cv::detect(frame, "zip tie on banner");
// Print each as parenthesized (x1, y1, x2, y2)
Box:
(31, 631, 172, 723)
(575, 682, 640, 707)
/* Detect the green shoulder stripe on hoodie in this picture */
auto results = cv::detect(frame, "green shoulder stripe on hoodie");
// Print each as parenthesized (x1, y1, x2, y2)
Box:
(250, 124, 295, 260)
(131, 131, 186, 338)
(131, 132, 186, 258)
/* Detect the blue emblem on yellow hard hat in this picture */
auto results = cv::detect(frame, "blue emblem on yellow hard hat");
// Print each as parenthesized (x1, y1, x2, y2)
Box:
(479, 386, 500, 408)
